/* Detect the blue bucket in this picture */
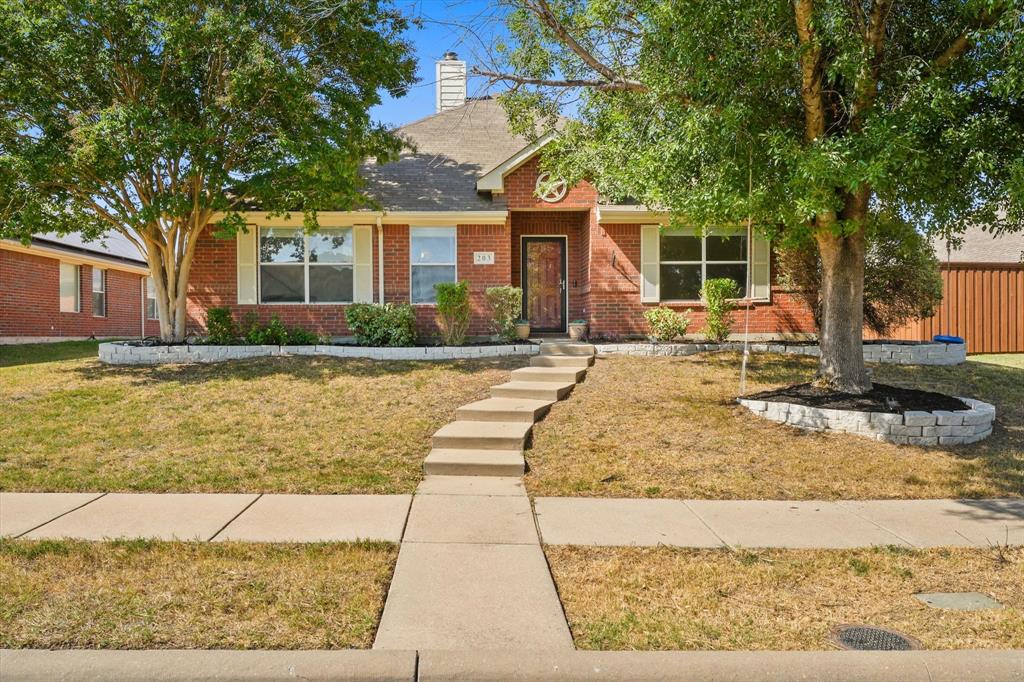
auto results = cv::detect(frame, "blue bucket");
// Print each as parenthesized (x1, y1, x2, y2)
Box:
(933, 334, 965, 344)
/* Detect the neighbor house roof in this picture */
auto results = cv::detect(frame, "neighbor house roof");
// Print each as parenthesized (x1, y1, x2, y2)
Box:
(933, 225, 1024, 264)
(360, 97, 532, 212)
(28, 231, 147, 267)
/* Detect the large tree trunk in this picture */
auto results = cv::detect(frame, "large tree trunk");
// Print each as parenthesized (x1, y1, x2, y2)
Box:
(814, 227, 871, 393)
(143, 221, 201, 343)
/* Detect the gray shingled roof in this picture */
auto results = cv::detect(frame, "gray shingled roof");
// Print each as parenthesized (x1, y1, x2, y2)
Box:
(33, 231, 145, 264)
(933, 225, 1024, 264)
(361, 97, 531, 212)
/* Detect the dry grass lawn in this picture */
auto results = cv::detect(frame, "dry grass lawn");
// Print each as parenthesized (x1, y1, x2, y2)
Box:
(0, 539, 397, 649)
(547, 545, 1024, 650)
(0, 341, 521, 493)
(525, 353, 1023, 499)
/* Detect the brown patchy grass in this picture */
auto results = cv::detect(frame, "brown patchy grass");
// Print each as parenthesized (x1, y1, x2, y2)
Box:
(524, 353, 1023, 500)
(0, 539, 397, 649)
(0, 342, 522, 493)
(547, 545, 1024, 651)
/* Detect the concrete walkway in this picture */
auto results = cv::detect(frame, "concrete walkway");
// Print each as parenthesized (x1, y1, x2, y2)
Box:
(3, 648, 1022, 681)
(4, 491, 1021, 548)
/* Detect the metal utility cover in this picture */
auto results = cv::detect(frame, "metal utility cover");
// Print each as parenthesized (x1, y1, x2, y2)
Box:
(915, 592, 1003, 610)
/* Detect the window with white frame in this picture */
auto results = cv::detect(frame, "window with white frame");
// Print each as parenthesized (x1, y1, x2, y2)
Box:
(659, 229, 748, 301)
(146, 276, 158, 320)
(91, 268, 106, 317)
(410, 227, 456, 304)
(258, 227, 354, 303)
(59, 263, 80, 313)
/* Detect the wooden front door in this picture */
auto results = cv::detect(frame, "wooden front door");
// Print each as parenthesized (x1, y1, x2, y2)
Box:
(522, 237, 567, 332)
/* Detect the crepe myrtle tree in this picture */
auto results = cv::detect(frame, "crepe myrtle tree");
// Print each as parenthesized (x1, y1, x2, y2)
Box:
(0, 0, 415, 342)
(478, 0, 1024, 392)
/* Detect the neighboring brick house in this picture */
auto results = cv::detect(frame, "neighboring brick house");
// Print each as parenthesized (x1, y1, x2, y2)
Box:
(1, 232, 160, 342)
(187, 53, 816, 341)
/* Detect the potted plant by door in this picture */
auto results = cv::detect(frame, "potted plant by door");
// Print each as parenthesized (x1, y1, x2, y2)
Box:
(514, 319, 531, 340)
(568, 319, 588, 341)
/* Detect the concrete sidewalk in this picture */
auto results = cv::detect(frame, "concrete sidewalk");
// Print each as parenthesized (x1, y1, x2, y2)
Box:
(4, 648, 1022, 681)
(3, 492, 1021, 548)
(373, 476, 573, 650)
(535, 497, 1024, 548)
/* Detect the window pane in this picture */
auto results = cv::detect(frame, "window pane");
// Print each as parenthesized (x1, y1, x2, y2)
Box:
(309, 228, 353, 264)
(60, 263, 79, 313)
(706, 263, 747, 295)
(146, 299, 158, 320)
(411, 265, 456, 303)
(309, 265, 353, 302)
(92, 291, 106, 317)
(92, 268, 104, 291)
(411, 227, 456, 264)
(260, 228, 304, 263)
(660, 264, 701, 300)
(146, 276, 156, 298)
(660, 234, 701, 261)
(706, 234, 747, 261)
(260, 264, 304, 302)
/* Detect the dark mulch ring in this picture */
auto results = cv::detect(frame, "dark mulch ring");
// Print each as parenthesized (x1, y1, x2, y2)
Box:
(744, 382, 970, 414)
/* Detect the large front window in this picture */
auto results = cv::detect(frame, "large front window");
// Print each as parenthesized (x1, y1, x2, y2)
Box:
(659, 229, 748, 300)
(410, 227, 456, 304)
(259, 227, 353, 303)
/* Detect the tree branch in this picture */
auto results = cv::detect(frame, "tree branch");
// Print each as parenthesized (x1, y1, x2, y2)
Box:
(794, 0, 827, 142)
(930, 5, 1009, 72)
(472, 67, 648, 92)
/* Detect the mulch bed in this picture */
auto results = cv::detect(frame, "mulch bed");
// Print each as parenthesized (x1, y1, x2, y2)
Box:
(744, 382, 969, 414)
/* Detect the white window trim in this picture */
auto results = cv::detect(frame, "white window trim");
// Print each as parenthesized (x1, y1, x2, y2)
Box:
(257, 226, 355, 305)
(145, 276, 159, 320)
(409, 226, 458, 305)
(91, 268, 106, 317)
(59, 262, 80, 313)
(658, 226, 750, 303)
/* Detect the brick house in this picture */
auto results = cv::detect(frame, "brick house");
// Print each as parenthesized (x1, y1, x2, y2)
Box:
(187, 54, 815, 341)
(1, 232, 161, 342)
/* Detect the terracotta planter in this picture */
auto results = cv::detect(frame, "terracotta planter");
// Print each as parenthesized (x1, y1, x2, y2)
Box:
(568, 322, 588, 341)
(514, 322, 531, 340)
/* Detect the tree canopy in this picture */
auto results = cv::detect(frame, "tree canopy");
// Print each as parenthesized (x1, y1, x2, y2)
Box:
(482, 0, 1023, 390)
(0, 0, 415, 339)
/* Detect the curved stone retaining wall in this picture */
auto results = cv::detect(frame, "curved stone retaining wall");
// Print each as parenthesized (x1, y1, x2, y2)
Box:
(594, 341, 966, 365)
(99, 342, 539, 365)
(737, 396, 995, 446)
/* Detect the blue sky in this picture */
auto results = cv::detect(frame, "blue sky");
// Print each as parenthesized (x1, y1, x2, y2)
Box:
(370, 0, 507, 128)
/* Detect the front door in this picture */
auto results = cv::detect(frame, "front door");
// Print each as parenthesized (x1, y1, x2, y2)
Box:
(522, 237, 566, 332)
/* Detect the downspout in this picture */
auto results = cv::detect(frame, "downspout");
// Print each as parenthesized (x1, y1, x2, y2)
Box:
(140, 276, 146, 338)
(377, 215, 385, 304)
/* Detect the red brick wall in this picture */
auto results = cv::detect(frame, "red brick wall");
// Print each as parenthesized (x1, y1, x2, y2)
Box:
(187, 222, 513, 339)
(1, 247, 154, 339)
(586, 223, 816, 338)
(503, 157, 598, 209)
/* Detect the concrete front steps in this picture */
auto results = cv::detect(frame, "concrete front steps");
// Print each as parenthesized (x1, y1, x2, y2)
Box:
(423, 341, 595, 477)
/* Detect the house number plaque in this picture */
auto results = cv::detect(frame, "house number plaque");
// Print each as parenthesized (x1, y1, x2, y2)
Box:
(473, 252, 495, 265)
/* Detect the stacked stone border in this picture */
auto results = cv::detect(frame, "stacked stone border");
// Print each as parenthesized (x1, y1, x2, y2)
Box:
(738, 396, 995, 446)
(99, 342, 539, 365)
(594, 341, 966, 365)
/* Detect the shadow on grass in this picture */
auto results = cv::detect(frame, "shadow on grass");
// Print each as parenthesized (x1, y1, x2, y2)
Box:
(70, 353, 527, 387)
(0, 340, 104, 368)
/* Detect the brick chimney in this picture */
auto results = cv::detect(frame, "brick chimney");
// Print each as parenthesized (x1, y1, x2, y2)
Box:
(435, 52, 467, 112)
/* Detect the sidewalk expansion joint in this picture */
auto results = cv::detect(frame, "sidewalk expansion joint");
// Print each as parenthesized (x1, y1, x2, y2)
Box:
(207, 493, 262, 541)
(13, 492, 108, 539)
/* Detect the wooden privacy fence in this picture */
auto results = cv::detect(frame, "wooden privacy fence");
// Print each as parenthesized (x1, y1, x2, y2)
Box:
(878, 262, 1024, 354)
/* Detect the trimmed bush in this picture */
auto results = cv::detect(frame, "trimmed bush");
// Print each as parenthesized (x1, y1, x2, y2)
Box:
(643, 306, 690, 342)
(205, 307, 238, 344)
(434, 281, 471, 346)
(700, 278, 740, 342)
(345, 303, 417, 347)
(485, 286, 523, 342)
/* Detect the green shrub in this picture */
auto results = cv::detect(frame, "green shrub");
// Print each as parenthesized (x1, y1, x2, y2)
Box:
(485, 286, 523, 341)
(434, 281, 471, 346)
(643, 306, 690, 342)
(700, 278, 740, 342)
(345, 303, 417, 346)
(286, 326, 319, 345)
(204, 307, 238, 344)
